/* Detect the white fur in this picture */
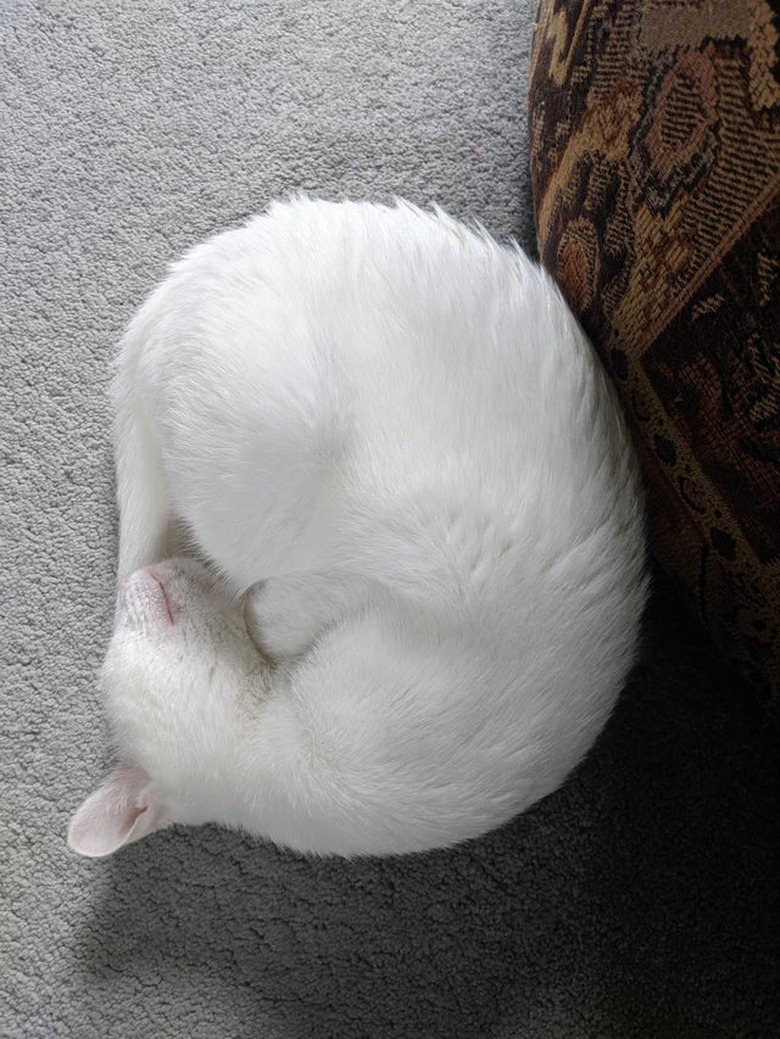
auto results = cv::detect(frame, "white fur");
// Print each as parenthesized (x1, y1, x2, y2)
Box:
(68, 198, 647, 859)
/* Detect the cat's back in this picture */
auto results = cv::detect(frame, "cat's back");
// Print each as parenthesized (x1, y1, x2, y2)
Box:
(144, 197, 592, 447)
(260, 201, 642, 611)
(127, 198, 643, 622)
(229, 197, 617, 502)
(136, 197, 593, 504)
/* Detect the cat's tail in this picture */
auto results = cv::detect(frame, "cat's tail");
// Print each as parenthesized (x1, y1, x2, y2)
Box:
(111, 307, 171, 582)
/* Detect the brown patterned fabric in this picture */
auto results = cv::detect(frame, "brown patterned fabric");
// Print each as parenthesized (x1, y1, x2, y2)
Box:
(528, 0, 780, 714)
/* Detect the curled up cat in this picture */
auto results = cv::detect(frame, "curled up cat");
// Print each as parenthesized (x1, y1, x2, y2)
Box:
(68, 197, 648, 859)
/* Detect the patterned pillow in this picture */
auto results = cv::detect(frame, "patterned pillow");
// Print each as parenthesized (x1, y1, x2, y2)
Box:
(528, 0, 780, 714)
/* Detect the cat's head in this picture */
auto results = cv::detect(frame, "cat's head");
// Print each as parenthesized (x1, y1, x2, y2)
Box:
(68, 558, 261, 858)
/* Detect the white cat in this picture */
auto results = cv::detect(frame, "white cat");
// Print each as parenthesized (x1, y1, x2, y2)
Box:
(68, 198, 647, 859)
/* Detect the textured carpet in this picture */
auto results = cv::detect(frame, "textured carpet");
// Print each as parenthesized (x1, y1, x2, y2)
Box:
(2, 2, 779, 1037)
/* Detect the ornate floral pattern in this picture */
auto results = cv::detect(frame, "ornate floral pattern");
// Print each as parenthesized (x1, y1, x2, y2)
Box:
(529, 0, 780, 714)
(629, 45, 721, 214)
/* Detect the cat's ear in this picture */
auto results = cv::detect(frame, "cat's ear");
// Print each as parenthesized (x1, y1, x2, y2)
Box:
(67, 761, 171, 858)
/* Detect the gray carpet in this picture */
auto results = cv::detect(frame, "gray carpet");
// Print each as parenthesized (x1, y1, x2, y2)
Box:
(2, 1, 779, 1036)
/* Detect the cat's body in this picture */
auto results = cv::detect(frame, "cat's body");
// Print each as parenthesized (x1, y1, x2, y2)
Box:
(68, 198, 647, 859)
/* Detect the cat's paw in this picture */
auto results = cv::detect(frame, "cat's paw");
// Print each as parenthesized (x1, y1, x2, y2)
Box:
(244, 572, 371, 660)
(244, 578, 319, 660)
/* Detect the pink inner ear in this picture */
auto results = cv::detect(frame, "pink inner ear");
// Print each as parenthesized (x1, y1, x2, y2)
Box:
(67, 761, 171, 858)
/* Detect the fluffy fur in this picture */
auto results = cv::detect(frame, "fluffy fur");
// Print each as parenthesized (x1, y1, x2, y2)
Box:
(68, 198, 647, 859)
